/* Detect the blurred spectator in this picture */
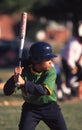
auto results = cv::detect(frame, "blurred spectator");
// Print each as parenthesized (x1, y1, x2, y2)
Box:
(45, 21, 67, 48)
(76, 23, 82, 99)
(60, 24, 82, 98)
(53, 55, 71, 101)
(52, 55, 63, 101)
(55, 63, 64, 101)
(35, 21, 69, 50)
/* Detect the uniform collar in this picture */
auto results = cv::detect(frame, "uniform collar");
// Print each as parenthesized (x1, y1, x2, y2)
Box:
(30, 67, 42, 75)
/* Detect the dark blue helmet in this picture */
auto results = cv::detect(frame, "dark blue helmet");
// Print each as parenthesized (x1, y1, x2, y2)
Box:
(29, 41, 57, 63)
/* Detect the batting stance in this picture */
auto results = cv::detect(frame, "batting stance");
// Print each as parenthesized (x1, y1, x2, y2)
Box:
(3, 42, 67, 130)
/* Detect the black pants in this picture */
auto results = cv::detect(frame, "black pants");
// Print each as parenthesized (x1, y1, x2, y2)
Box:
(61, 58, 73, 89)
(19, 102, 67, 130)
(56, 74, 63, 90)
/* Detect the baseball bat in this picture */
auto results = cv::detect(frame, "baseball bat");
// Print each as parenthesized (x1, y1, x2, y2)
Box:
(15, 12, 27, 86)
(18, 12, 27, 67)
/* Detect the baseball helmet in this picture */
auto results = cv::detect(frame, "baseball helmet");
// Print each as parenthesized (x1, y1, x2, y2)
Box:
(29, 41, 57, 63)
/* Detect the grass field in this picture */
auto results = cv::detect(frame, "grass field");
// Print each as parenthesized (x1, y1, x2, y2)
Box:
(0, 68, 82, 130)
(0, 68, 13, 82)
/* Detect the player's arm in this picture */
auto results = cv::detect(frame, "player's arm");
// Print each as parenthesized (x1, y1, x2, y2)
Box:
(3, 67, 23, 96)
(3, 76, 16, 95)
(11, 66, 48, 96)
(21, 81, 49, 96)
(13, 73, 49, 96)
(15, 74, 49, 95)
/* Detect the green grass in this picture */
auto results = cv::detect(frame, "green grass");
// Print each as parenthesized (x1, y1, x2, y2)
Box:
(0, 106, 20, 130)
(0, 68, 13, 82)
(61, 101, 82, 130)
(0, 68, 82, 130)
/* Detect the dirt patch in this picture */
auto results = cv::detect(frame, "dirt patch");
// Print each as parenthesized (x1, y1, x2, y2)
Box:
(0, 100, 24, 106)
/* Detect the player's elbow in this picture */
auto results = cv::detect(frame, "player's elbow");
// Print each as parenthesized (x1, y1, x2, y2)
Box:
(3, 87, 13, 96)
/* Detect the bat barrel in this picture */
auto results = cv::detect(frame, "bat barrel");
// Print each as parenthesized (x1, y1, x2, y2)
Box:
(20, 12, 27, 39)
(19, 12, 27, 66)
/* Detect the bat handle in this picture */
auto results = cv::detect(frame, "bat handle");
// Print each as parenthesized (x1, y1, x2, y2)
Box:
(19, 60, 22, 67)
(15, 59, 22, 86)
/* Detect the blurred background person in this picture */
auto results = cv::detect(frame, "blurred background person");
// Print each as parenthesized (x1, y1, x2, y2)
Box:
(53, 55, 64, 101)
(75, 23, 82, 99)
(53, 54, 72, 101)
(60, 22, 82, 99)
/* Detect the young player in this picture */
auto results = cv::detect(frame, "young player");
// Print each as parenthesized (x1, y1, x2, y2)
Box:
(3, 42, 67, 130)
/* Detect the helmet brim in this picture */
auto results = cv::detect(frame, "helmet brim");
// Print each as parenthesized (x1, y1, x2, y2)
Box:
(44, 53, 57, 60)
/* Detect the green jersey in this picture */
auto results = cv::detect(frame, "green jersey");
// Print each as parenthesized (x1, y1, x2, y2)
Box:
(19, 66, 57, 105)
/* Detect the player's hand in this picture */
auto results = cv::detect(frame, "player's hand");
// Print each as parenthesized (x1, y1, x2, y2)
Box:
(14, 74, 25, 86)
(14, 66, 24, 75)
(14, 67, 25, 86)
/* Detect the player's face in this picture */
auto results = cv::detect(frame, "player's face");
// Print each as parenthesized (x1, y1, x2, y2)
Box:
(34, 59, 53, 72)
(41, 59, 53, 70)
